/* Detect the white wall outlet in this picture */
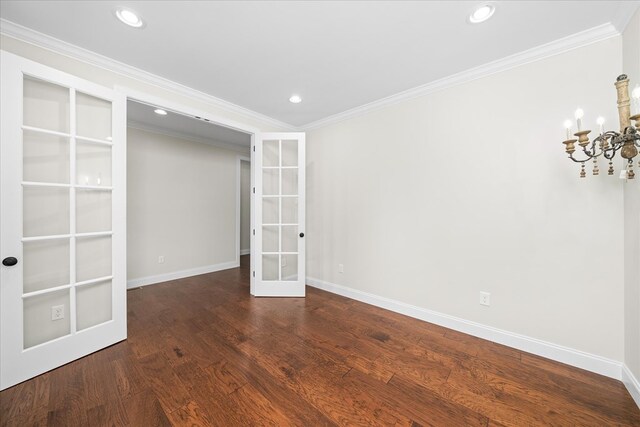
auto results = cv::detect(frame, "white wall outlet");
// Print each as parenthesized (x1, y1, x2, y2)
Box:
(480, 292, 491, 306)
(281, 257, 287, 267)
(158, 255, 165, 264)
(51, 305, 64, 321)
(338, 264, 344, 273)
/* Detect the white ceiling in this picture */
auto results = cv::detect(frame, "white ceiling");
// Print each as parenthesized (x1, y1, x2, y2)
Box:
(1, 1, 637, 127)
(127, 100, 251, 148)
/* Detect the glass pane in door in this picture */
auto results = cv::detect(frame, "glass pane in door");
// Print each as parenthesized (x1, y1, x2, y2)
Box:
(281, 140, 298, 167)
(281, 225, 298, 253)
(263, 140, 279, 167)
(23, 289, 71, 349)
(262, 226, 279, 252)
(76, 92, 112, 141)
(76, 236, 112, 282)
(76, 143, 112, 186)
(263, 169, 279, 196)
(76, 280, 112, 331)
(262, 255, 279, 281)
(23, 239, 70, 293)
(281, 197, 298, 224)
(23, 131, 70, 184)
(23, 77, 69, 133)
(281, 254, 298, 281)
(263, 197, 279, 224)
(281, 169, 298, 195)
(76, 190, 112, 233)
(23, 187, 69, 237)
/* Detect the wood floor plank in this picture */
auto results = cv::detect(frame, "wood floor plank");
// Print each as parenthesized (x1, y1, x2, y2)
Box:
(46, 361, 88, 427)
(136, 352, 191, 414)
(166, 401, 214, 427)
(84, 397, 129, 427)
(345, 367, 488, 427)
(123, 389, 172, 427)
(1, 255, 638, 426)
(172, 361, 254, 426)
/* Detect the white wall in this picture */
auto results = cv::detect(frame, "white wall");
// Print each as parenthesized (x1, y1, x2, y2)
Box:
(127, 127, 244, 282)
(306, 37, 625, 361)
(623, 9, 640, 382)
(240, 160, 251, 254)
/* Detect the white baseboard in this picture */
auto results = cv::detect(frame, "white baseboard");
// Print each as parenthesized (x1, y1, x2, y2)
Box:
(127, 261, 239, 289)
(306, 277, 624, 381)
(622, 364, 640, 408)
(240, 249, 250, 256)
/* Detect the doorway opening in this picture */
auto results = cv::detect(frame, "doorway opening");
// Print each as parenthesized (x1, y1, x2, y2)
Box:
(125, 99, 253, 289)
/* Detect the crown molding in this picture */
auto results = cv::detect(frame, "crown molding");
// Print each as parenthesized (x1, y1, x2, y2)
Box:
(1, 18, 625, 133)
(303, 23, 621, 131)
(611, 1, 640, 34)
(127, 120, 251, 154)
(0, 18, 297, 131)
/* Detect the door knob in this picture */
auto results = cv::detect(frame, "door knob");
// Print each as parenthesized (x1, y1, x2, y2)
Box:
(2, 257, 18, 267)
(299, 232, 304, 238)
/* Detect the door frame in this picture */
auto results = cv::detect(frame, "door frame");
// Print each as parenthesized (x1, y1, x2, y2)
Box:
(113, 86, 261, 292)
(237, 156, 251, 263)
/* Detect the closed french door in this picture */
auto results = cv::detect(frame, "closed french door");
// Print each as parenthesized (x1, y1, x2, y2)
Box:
(0, 52, 126, 390)
(252, 133, 305, 297)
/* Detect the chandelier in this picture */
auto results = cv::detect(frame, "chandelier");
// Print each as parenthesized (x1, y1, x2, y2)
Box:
(561, 75, 640, 179)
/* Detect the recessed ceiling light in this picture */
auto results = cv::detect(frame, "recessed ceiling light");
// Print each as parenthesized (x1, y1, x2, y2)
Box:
(289, 95, 302, 104)
(154, 109, 167, 116)
(469, 4, 495, 23)
(115, 8, 144, 28)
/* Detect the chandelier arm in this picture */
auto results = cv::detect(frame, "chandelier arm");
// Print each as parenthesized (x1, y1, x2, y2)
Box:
(582, 143, 602, 158)
(568, 152, 593, 163)
(603, 145, 620, 160)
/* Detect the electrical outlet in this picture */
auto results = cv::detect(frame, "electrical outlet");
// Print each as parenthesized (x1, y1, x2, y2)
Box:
(158, 256, 165, 264)
(480, 292, 491, 306)
(281, 257, 287, 267)
(338, 264, 344, 273)
(51, 305, 64, 321)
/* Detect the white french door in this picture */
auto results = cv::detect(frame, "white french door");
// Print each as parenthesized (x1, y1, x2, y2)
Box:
(252, 133, 305, 297)
(0, 52, 126, 390)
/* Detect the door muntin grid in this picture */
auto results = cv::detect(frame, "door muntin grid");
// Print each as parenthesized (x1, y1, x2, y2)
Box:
(261, 139, 299, 282)
(21, 76, 114, 349)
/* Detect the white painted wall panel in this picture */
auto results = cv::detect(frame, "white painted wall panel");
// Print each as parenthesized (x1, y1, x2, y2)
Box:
(306, 37, 625, 361)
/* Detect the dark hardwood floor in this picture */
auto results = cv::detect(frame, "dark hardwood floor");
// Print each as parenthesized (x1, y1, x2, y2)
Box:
(1, 255, 639, 426)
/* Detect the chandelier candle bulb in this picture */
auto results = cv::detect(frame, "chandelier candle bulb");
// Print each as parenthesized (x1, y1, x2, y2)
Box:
(596, 117, 605, 135)
(575, 108, 584, 131)
(564, 120, 572, 140)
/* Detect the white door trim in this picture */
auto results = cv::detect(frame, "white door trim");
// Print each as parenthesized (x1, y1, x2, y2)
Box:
(236, 156, 251, 263)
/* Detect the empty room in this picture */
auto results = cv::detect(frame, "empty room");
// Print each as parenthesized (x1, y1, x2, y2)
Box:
(0, 1, 639, 426)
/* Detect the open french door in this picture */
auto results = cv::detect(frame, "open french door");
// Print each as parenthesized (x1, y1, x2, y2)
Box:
(251, 132, 305, 297)
(0, 52, 126, 390)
